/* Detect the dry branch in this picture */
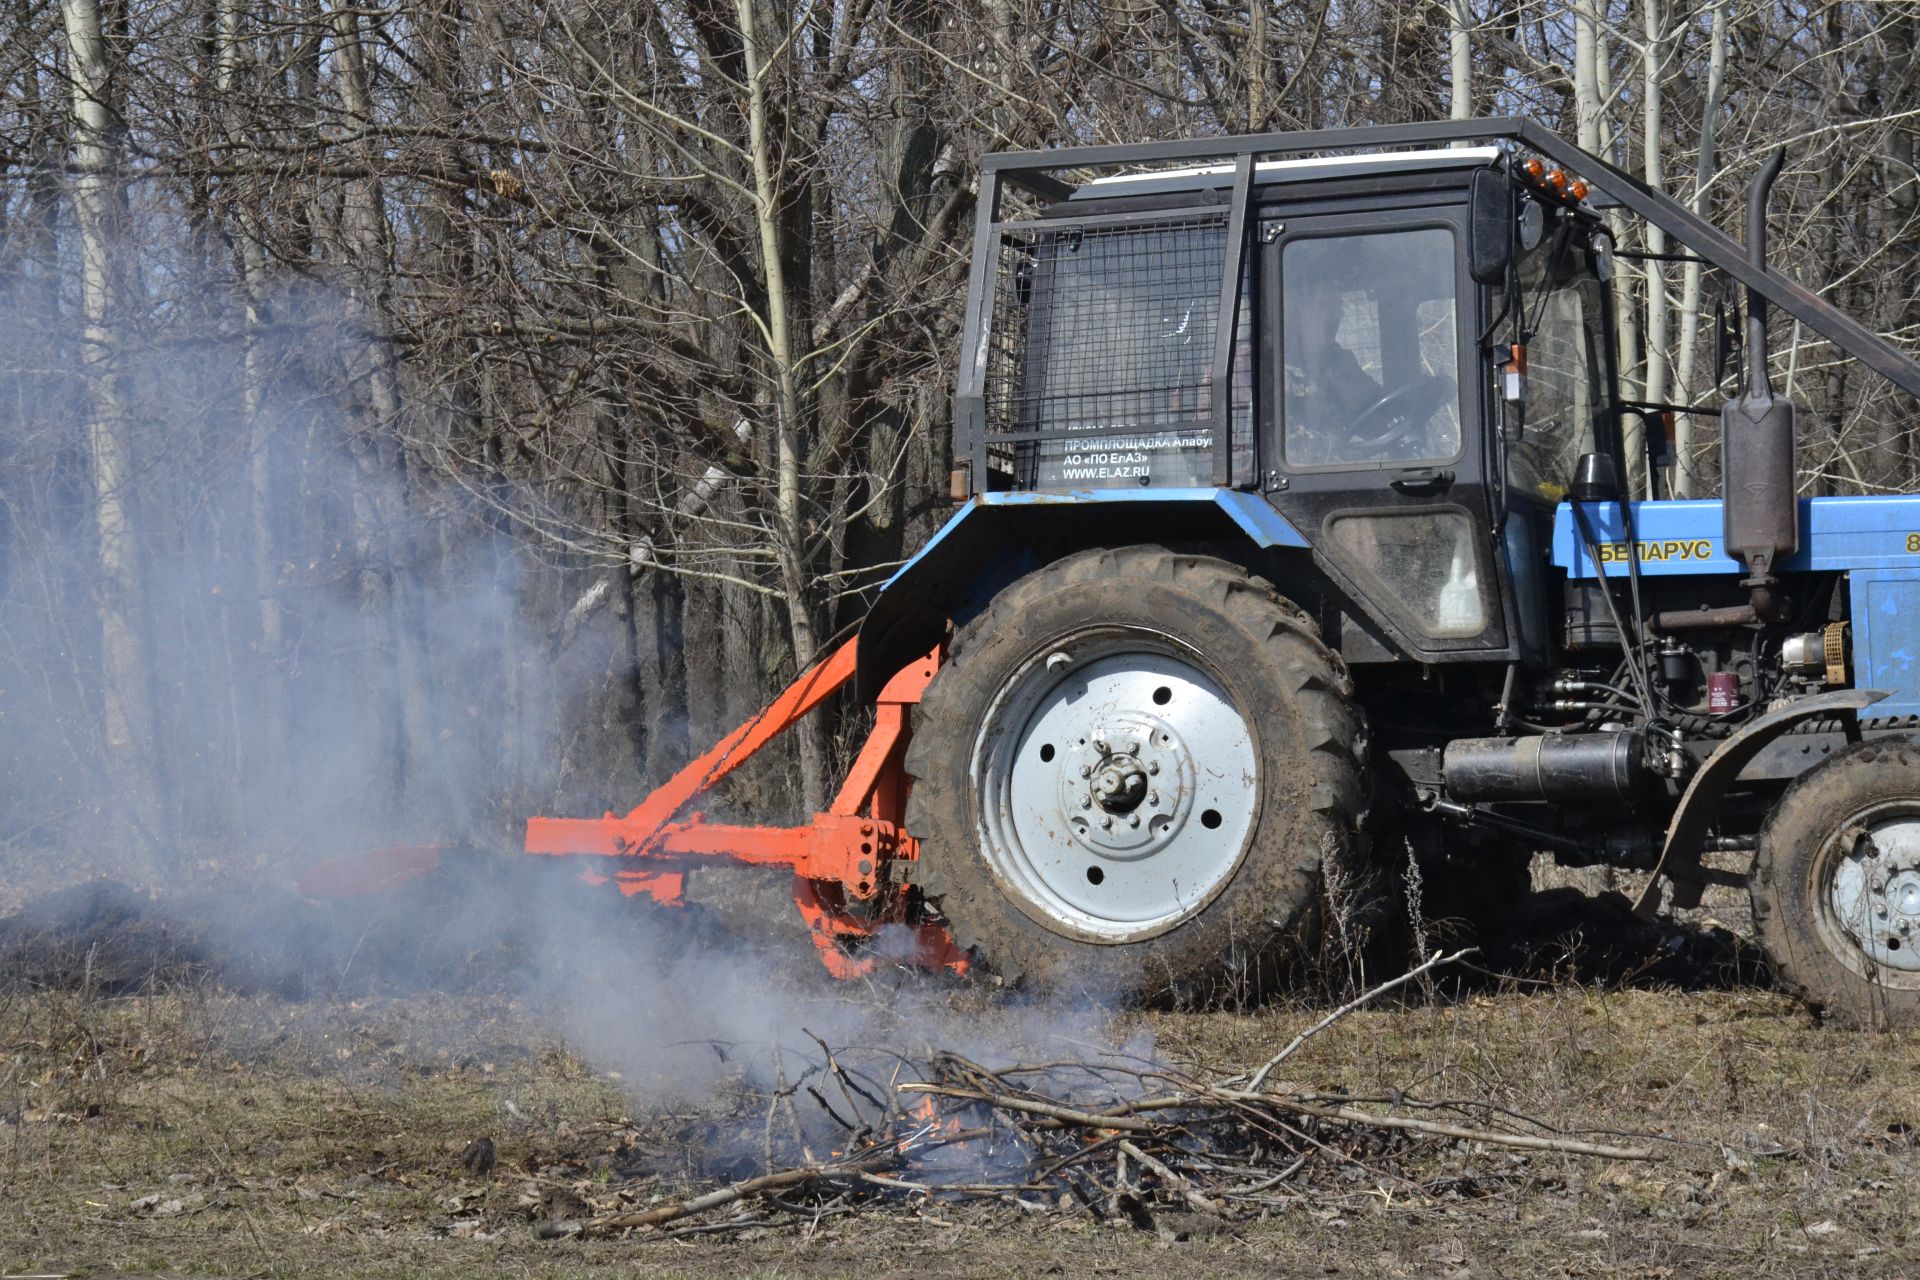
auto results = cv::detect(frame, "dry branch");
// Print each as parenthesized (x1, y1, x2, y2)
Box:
(1246, 947, 1476, 1090)
(896, 1082, 1157, 1132)
(579, 1149, 903, 1235)
(1265, 1098, 1654, 1161)
(553, 965, 1657, 1244)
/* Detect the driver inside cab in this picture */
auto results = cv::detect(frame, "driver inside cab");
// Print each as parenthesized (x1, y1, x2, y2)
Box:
(1279, 230, 1461, 467)
(1283, 279, 1383, 442)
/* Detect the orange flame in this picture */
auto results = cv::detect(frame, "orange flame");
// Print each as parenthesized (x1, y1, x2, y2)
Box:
(897, 1093, 968, 1152)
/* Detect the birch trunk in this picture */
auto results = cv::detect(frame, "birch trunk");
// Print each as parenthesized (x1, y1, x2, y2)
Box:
(1639, 0, 1668, 495)
(62, 0, 170, 855)
(1580, 2, 1643, 483)
(1572, 0, 1602, 153)
(1641, 0, 1668, 409)
(1448, 0, 1472, 120)
(1672, 0, 1727, 497)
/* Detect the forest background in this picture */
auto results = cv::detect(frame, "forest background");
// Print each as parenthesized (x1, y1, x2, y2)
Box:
(4, 0, 1917, 865)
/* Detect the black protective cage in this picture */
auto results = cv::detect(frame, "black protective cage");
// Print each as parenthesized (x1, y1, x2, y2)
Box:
(953, 116, 1920, 493)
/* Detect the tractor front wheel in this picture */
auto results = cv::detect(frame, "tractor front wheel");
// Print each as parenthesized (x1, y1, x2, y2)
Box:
(1751, 738, 1920, 1028)
(904, 546, 1367, 1003)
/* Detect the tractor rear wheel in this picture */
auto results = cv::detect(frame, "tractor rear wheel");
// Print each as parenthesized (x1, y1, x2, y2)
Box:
(903, 546, 1367, 1003)
(1751, 738, 1920, 1028)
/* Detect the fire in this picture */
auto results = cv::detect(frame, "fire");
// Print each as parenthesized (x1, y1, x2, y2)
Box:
(896, 1093, 968, 1153)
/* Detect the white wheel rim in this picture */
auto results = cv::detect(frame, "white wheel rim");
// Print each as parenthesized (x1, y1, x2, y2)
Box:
(1821, 800, 1920, 984)
(970, 628, 1259, 943)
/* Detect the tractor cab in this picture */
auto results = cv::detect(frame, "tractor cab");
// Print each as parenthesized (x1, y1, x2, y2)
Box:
(956, 139, 1624, 667)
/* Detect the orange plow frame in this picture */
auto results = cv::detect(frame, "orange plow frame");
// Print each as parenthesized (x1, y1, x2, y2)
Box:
(524, 642, 968, 979)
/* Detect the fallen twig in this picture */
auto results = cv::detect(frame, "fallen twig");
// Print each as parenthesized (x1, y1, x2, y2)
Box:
(543, 976, 1662, 1244)
(1115, 1139, 1221, 1215)
(1265, 1097, 1653, 1160)
(580, 1150, 903, 1235)
(897, 1082, 1157, 1132)
(1246, 948, 1476, 1090)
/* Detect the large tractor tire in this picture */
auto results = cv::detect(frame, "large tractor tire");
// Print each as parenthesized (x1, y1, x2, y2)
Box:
(903, 546, 1368, 1002)
(1751, 738, 1920, 1029)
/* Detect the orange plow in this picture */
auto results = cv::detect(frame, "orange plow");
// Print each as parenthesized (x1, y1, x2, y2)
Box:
(523, 640, 968, 980)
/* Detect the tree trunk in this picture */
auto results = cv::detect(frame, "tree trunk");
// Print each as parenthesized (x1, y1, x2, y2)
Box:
(327, 4, 440, 825)
(216, 0, 289, 818)
(1448, 0, 1472, 120)
(1249, 0, 1269, 128)
(61, 0, 170, 857)
(1673, 0, 1727, 497)
(1640, 0, 1668, 406)
(737, 0, 826, 809)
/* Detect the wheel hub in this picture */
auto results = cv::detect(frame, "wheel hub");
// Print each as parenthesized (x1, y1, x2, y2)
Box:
(1091, 753, 1149, 813)
(973, 632, 1258, 943)
(1827, 813, 1920, 974)
(1056, 716, 1200, 857)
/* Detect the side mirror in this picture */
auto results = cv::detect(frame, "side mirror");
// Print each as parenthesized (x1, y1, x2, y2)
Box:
(1468, 168, 1515, 286)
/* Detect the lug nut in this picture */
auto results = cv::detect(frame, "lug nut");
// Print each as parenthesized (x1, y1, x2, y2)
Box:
(1100, 816, 1112, 830)
(1080, 796, 1092, 809)
(1080, 764, 1092, 778)
(1148, 791, 1159, 807)
(1128, 814, 1140, 828)
(1146, 761, 1160, 775)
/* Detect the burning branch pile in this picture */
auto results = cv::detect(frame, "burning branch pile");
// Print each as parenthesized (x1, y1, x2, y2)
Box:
(542, 951, 1657, 1241)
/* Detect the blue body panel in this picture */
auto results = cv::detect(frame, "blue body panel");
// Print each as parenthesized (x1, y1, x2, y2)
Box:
(867, 488, 1920, 719)
(857, 488, 1308, 699)
(1551, 495, 1920, 721)
(1851, 568, 1920, 719)
(1550, 495, 1920, 578)
(881, 488, 1309, 590)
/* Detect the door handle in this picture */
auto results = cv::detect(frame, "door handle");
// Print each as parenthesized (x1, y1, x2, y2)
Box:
(1390, 467, 1455, 494)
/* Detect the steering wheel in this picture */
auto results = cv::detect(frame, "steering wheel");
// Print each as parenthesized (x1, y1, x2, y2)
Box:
(1347, 376, 1451, 451)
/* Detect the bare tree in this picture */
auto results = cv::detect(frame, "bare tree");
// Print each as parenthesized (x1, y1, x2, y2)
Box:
(7, 0, 1920, 859)
(59, 0, 169, 854)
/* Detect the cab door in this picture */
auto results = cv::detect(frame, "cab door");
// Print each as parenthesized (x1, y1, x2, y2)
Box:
(1259, 207, 1509, 658)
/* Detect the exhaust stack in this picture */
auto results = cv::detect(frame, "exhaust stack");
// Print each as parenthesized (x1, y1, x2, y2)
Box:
(1720, 146, 1797, 621)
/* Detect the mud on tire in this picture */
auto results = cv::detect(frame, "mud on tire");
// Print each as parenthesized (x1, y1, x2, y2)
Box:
(1751, 736, 1920, 1029)
(903, 546, 1368, 1004)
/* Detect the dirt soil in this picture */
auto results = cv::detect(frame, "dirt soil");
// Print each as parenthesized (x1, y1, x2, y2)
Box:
(2, 865, 1917, 1278)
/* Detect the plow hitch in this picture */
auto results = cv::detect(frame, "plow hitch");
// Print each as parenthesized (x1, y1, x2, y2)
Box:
(525, 641, 967, 980)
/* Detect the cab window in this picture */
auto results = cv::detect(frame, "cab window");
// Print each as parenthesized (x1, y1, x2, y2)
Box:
(1508, 245, 1607, 501)
(1280, 227, 1462, 468)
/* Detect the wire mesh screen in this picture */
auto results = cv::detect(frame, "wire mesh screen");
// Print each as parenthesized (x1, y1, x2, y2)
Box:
(982, 214, 1253, 489)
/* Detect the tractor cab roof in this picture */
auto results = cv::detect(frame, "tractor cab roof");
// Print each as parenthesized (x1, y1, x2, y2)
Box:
(1067, 145, 1503, 202)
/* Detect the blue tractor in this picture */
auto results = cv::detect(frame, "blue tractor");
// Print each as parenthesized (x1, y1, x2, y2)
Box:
(846, 119, 1920, 1026)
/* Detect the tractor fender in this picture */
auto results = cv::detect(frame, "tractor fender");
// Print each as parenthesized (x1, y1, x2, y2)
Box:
(1632, 687, 1889, 916)
(855, 488, 1309, 700)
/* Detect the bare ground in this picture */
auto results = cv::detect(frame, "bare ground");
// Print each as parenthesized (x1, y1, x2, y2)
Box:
(1, 859, 1917, 1278)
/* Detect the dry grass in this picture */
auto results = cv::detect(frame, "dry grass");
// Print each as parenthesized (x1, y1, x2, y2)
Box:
(3, 969, 1917, 1278)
